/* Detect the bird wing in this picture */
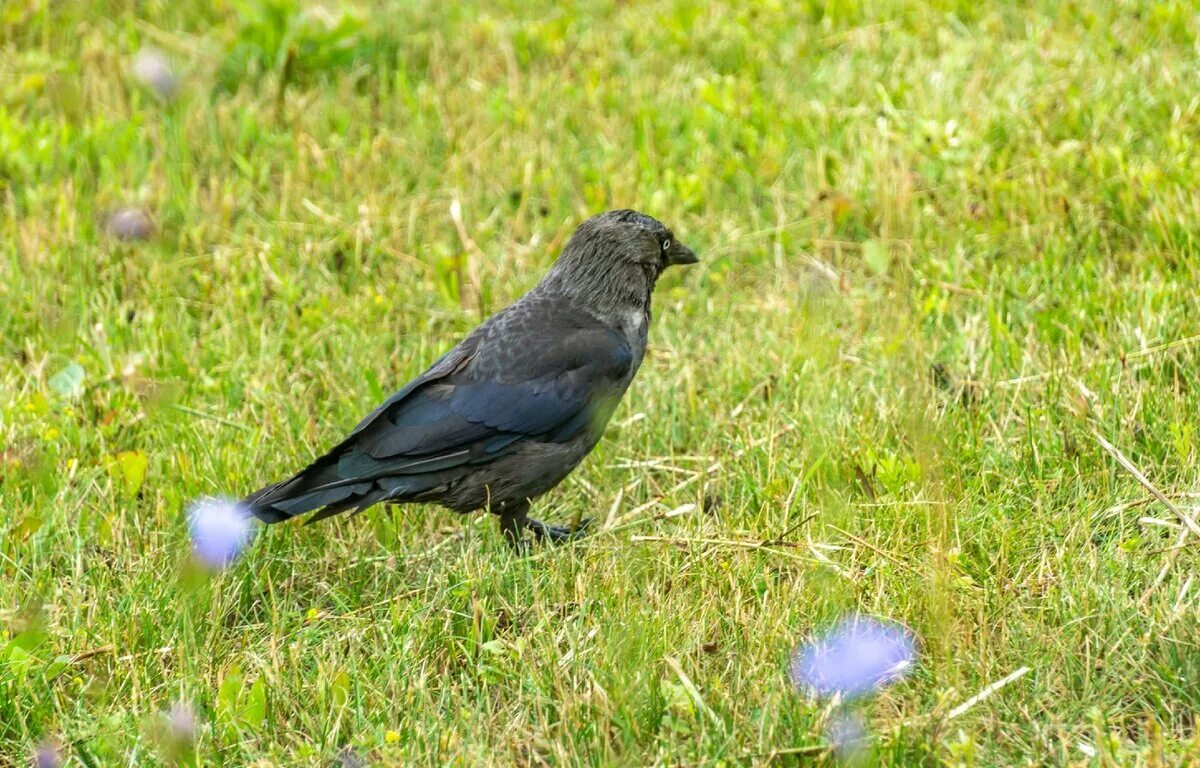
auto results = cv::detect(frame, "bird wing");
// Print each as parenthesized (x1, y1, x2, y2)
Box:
(349, 309, 633, 465)
(246, 301, 633, 520)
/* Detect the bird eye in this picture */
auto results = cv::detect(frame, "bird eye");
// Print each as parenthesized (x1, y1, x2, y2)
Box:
(661, 239, 671, 251)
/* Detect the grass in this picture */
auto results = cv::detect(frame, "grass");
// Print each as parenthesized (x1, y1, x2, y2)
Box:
(3, 0, 1200, 764)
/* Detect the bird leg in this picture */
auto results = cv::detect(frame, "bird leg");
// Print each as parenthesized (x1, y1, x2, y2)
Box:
(498, 503, 592, 550)
(498, 504, 529, 550)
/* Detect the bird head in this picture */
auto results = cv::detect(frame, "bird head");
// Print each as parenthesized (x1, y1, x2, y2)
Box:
(555, 209, 697, 277)
(541, 210, 697, 312)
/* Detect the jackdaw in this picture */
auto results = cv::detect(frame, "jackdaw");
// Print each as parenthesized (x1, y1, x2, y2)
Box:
(243, 209, 697, 547)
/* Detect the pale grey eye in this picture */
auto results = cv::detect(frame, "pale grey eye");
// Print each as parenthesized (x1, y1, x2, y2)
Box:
(661, 239, 671, 251)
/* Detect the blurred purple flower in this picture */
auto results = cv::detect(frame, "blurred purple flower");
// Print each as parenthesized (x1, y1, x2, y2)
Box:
(792, 616, 915, 700)
(336, 746, 367, 768)
(131, 47, 179, 99)
(165, 700, 198, 741)
(33, 741, 62, 768)
(187, 499, 254, 569)
(107, 207, 155, 241)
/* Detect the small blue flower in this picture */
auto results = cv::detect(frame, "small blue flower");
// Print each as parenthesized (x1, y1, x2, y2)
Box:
(34, 741, 62, 768)
(187, 499, 254, 569)
(131, 47, 179, 99)
(792, 616, 916, 700)
(107, 207, 154, 241)
(336, 746, 367, 768)
(166, 700, 198, 741)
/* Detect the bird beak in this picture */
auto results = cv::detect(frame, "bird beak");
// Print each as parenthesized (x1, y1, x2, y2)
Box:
(666, 241, 698, 267)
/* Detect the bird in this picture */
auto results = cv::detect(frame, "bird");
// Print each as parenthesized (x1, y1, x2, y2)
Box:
(242, 209, 698, 548)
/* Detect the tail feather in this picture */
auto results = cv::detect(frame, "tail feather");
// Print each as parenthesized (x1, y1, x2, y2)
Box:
(302, 488, 388, 526)
(243, 456, 438, 525)
(243, 452, 351, 523)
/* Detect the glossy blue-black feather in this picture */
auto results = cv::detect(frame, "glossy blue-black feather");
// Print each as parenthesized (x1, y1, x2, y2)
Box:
(350, 302, 633, 471)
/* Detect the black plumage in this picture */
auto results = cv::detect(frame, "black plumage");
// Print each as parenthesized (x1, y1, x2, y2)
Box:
(243, 209, 697, 546)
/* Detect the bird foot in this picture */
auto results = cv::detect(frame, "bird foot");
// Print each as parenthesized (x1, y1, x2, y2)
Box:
(526, 516, 592, 544)
(499, 510, 591, 551)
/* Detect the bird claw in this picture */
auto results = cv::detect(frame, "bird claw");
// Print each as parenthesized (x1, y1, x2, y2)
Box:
(499, 508, 592, 551)
(526, 516, 592, 544)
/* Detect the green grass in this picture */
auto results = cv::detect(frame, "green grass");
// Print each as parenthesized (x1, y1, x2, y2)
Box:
(3, 0, 1200, 764)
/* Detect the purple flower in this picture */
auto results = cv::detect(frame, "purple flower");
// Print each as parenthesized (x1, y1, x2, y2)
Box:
(165, 700, 198, 741)
(335, 746, 367, 768)
(107, 207, 155, 241)
(187, 499, 254, 569)
(33, 741, 62, 768)
(131, 47, 179, 98)
(792, 616, 915, 700)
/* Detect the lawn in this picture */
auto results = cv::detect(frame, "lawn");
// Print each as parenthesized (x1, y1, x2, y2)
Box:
(3, 0, 1200, 765)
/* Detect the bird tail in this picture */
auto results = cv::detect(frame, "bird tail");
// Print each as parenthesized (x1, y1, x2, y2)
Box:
(242, 452, 443, 525)
(242, 455, 383, 525)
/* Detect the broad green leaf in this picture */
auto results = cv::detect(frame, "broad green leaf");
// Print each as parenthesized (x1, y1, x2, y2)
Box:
(216, 667, 243, 723)
(7, 644, 36, 683)
(14, 515, 43, 541)
(44, 654, 73, 681)
(116, 450, 148, 495)
(48, 362, 85, 399)
(7, 628, 48, 654)
(240, 678, 267, 729)
(329, 669, 350, 710)
(863, 240, 890, 276)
